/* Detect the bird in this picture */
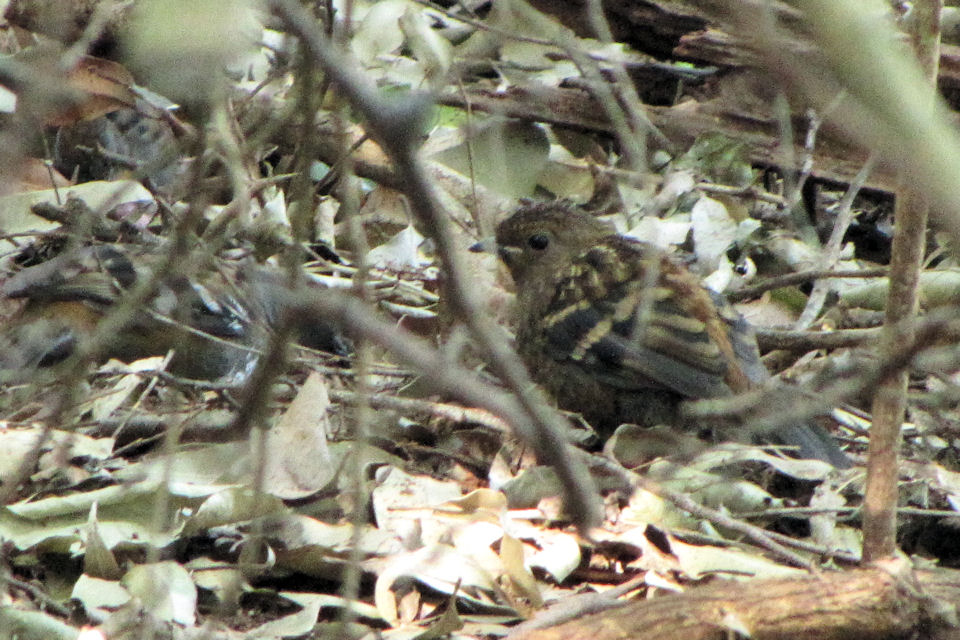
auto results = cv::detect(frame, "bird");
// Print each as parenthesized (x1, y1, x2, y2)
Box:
(480, 201, 851, 468)
(0, 242, 351, 384)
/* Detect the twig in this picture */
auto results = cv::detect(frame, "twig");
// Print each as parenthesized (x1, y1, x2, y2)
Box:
(0, 570, 72, 618)
(633, 475, 817, 570)
(754, 326, 880, 352)
(727, 266, 887, 302)
(268, 0, 602, 531)
(697, 181, 789, 206)
(685, 306, 960, 434)
(328, 389, 511, 433)
(794, 154, 876, 329)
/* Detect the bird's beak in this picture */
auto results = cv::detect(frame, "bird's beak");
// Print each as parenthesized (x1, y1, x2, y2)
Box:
(469, 237, 496, 254)
(470, 237, 523, 276)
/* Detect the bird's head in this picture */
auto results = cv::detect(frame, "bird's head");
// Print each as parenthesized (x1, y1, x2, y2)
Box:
(480, 203, 614, 285)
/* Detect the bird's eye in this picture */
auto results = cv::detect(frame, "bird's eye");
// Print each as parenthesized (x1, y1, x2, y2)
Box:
(527, 233, 550, 250)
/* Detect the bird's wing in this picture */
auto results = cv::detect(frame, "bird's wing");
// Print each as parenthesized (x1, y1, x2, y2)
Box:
(539, 240, 741, 399)
(3, 244, 141, 305)
(21, 271, 122, 306)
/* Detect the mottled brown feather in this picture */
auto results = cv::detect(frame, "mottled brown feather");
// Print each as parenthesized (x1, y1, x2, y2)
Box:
(491, 202, 850, 467)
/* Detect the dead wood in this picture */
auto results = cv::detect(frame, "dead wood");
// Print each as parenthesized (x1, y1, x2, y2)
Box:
(508, 566, 960, 640)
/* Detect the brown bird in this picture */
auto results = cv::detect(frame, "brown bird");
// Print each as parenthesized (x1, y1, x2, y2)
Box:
(481, 202, 851, 468)
(0, 243, 350, 384)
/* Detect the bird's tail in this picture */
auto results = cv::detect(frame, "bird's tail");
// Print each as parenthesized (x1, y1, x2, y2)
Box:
(772, 421, 852, 468)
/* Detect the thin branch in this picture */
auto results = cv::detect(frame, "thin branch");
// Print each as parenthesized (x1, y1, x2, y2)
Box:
(864, 0, 942, 564)
(269, 0, 602, 531)
(794, 154, 876, 329)
(728, 267, 887, 302)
